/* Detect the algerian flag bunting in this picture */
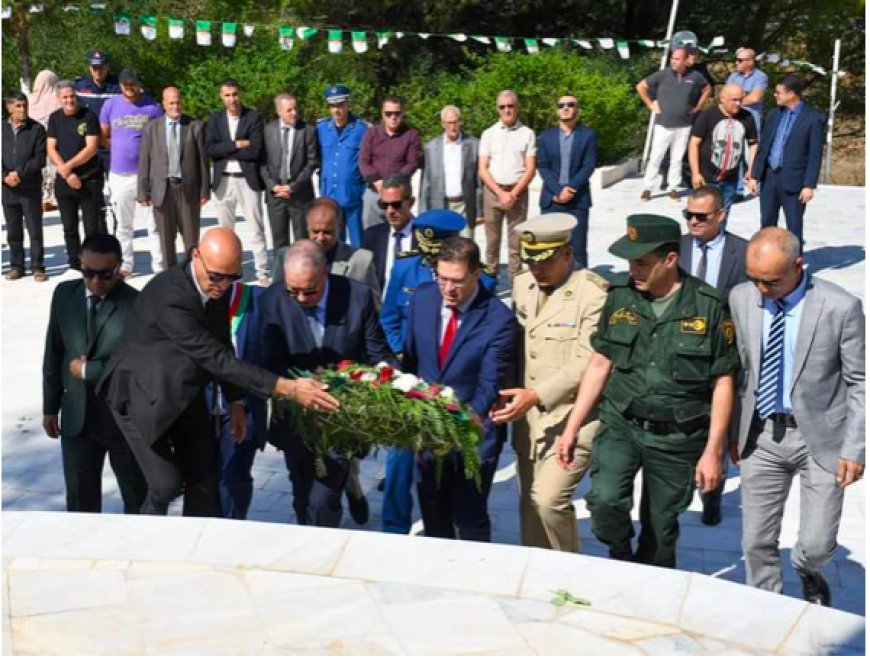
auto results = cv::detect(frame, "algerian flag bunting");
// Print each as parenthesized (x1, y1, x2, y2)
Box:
(542, 38, 560, 47)
(638, 39, 655, 47)
(140, 15, 157, 41)
(2, 6, 12, 19)
(575, 39, 592, 49)
(470, 35, 491, 44)
(168, 17, 184, 40)
(598, 38, 614, 49)
(222, 23, 237, 47)
(449, 33, 467, 42)
(376, 31, 391, 48)
(196, 20, 211, 46)
(524, 38, 539, 54)
(616, 39, 629, 58)
(113, 12, 131, 35)
(297, 27, 317, 39)
(352, 31, 368, 53)
(328, 30, 343, 53)
(279, 26, 294, 50)
(64, 5, 80, 12)
(243, 24, 255, 37)
(494, 37, 512, 52)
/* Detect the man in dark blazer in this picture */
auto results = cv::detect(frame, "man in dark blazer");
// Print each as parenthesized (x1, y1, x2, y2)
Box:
(403, 237, 518, 541)
(261, 93, 318, 258)
(137, 86, 210, 269)
(259, 240, 397, 528)
(536, 95, 597, 269)
(418, 105, 481, 238)
(361, 174, 418, 293)
(749, 74, 824, 247)
(205, 79, 270, 284)
(43, 233, 146, 512)
(98, 228, 337, 516)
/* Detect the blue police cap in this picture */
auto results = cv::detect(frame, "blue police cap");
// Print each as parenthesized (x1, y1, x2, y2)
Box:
(414, 209, 466, 239)
(324, 84, 351, 103)
(87, 49, 109, 65)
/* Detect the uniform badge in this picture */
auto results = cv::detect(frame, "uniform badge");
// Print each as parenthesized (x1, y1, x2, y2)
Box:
(522, 231, 535, 243)
(609, 307, 638, 325)
(680, 317, 708, 334)
(720, 318, 735, 345)
(423, 227, 435, 238)
(564, 290, 573, 298)
(627, 226, 638, 241)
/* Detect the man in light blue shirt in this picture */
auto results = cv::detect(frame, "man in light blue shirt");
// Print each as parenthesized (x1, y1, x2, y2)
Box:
(727, 48, 767, 198)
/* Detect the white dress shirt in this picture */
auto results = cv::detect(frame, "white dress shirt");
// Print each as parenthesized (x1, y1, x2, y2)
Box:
(690, 229, 726, 287)
(439, 288, 478, 344)
(443, 134, 463, 198)
(383, 221, 414, 300)
(224, 111, 242, 174)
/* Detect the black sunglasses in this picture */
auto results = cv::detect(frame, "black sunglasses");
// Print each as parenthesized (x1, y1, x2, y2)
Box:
(383, 111, 403, 118)
(82, 266, 118, 281)
(557, 102, 577, 109)
(735, 57, 752, 62)
(682, 209, 719, 221)
(378, 199, 406, 210)
(498, 104, 516, 110)
(197, 253, 241, 284)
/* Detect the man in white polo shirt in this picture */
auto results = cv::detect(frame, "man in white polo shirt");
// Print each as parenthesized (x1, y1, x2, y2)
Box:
(478, 90, 537, 283)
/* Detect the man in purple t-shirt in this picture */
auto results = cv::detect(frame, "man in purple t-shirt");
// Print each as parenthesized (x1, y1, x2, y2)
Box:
(100, 68, 162, 276)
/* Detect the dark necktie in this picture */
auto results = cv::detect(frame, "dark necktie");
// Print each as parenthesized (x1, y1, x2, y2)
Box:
(697, 244, 709, 282)
(168, 121, 180, 178)
(393, 231, 404, 257)
(87, 294, 100, 344)
(438, 306, 459, 368)
(280, 127, 290, 183)
(757, 301, 786, 419)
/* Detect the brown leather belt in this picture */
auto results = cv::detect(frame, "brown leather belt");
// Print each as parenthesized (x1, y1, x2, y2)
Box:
(444, 196, 464, 203)
(497, 184, 516, 191)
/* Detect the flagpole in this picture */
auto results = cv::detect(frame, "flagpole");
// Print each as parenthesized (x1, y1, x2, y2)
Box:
(823, 38, 841, 184)
(640, 0, 681, 173)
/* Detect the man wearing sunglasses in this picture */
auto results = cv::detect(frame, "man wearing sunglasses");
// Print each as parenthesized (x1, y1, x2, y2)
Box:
(43, 233, 146, 515)
(98, 227, 337, 517)
(536, 95, 597, 269)
(726, 47, 767, 201)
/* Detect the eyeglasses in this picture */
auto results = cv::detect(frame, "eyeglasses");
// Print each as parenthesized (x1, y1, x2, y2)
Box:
(383, 111, 403, 118)
(286, 284, 321, 297)
(747, 275, 784, 288)
(498, 104, 516, 110)
(682, 209, 719, 221)
(196, 253, 241, 284)
(81, 266, 118, 281)
(557, 102, 577, 109)
(378, 199, 406, 210)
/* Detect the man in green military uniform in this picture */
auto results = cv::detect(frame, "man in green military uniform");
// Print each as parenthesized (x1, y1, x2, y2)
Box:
(555, 214, 738, 567)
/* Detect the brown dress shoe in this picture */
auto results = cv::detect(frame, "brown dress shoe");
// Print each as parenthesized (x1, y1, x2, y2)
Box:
(667, 190, 681, 201)
(640, 190, 652, 201)
(4, 269, 23, 281)
(33, 271, 49, 283)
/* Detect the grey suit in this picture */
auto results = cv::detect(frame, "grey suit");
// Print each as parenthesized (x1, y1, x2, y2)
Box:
(679, 231, 748, 293)
(729, 275, 865, 592)
(419, 134, 481, 233)
(137, 115, 210, 267)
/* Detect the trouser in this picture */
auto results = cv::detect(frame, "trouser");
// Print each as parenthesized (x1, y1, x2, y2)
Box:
(417, 455, 498, 542)
(111, 392, 220, 517)
(153, 184, 201, 269)
(444, 198, 474, 239)
(644, 125, 692, 192)
(483, 185, 528, 282)
(736, 111, 762, 195)
(710, 181, 737, 226)
(282, 440, 350, 528)
(585, 414, 703, 568)
(362, 188, 386, 230)
(541, 203, 589, 269)
(55, 174, 102, 268)
(216, 418, 259, 520)
(514, 419, 598, 552)
(699, 445, 729, 511)
(341, 202, 364, 249)
(3, 186, 44, 272)
(266, 193, 308, 256)
(214, 175, 268, 278)
(759, 169, 807, 247)
(739, 417, 843, 593)
(60, 431, 147, 514)
(109, 172, 162, 272)
(382, 447, 415, 534)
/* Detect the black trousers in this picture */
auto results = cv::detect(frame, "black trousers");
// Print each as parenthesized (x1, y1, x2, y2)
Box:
(112, 392, 220, 517)
(282, 439, 350, 528)
(154, 184, 201, 268)
(266, 193, 308, 256)
(55, 175, 102, 267)
(760, 168, 807, 247)
(2, 185, 44, 272)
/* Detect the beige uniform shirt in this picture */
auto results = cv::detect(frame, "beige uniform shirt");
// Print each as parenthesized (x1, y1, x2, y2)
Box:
(479, 120, 537, 186)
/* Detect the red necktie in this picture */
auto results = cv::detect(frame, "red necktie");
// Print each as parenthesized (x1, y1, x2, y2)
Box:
(438, 306, 459, 368)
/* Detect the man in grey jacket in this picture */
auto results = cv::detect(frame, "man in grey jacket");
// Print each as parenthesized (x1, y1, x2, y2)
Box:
(729, 227, 864, 607)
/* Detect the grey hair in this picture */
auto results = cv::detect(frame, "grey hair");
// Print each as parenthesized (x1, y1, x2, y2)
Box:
(56, 80, 75, 95)
(750, 227, 801, 262)
(440, 105, 462, 122)
(736, 47, 756, 60)
(496, 89, 519, 105)
(274, 93, 296, 109)
(284, 239, 326, 271)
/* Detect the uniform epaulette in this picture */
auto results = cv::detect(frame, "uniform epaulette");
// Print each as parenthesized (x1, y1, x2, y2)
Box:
(481, 264, 497, 278)
(695, 279, 726, 301)
(584, 270, 609, 292)
(396, 249, 420, 259)
(609, 273, 632, 288)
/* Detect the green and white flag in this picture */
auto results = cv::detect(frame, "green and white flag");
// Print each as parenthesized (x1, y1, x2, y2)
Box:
(638, 39, 655, 48)
(449, 33, 467, 42)
(376, 31, 391, 48)
(90, 3, 106, 9)
(222, 23, 237, 48)
(352, 31, 368, 53)
(542, 37, 560, 47)
(279, 26, 294, 50)
(29, 4, 43, 13)
(113, 12, 131, 35)
(575, 39, 592, 49)
(494, 37, 512, 52)
(418, 33, 431, 39)
(707, 35, 724, 48)
(328, 30, 343, 54)
(524, 38, 539, 54)
(243, 24, 255, 37)
(395, 32, 405, 38)
(196, 20, 211, 46)
(168, 17, 184, 40)
(297, 26, 317, 39)
(140, 15, 157, 41)
(598, 38, 614, 49)
(63, 5, 80, 12)
(470, 35, 491, 44)
(616, 39, 629, 58)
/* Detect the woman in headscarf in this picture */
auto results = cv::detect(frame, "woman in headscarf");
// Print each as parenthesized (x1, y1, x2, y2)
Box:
(28, 70, 61, 210)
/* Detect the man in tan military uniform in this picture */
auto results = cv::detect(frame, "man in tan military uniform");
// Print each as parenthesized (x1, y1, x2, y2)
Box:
(492, 213, 607, 552)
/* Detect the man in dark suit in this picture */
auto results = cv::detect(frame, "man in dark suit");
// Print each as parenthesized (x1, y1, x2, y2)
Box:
(137, 86, 210, 269)
(361, 173, 417, 294)
(43, 233, 146, 513)
(259, 240, 397, 528)
(749, 74, 824, 247)
(678, 185, 748, 526)
(98, 228, 338, 516)
(260, 94, 318, 258)
(205, 79, 269, 285)
(403, 237, 519, 541)
(536, 94, 597, 268)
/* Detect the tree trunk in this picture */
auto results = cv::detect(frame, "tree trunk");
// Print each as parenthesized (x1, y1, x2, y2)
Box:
(12, 3, 33, 93)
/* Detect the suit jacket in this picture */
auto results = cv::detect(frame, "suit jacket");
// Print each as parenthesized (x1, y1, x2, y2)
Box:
(751, 103, 824, 192)
(97, 262, 278, 446)
(419, 134, 481, 222)
(271, 242, 381, 305)
(43, 279, 138, 438)
(260, 119, 318, 201)
(258, 274, 397, 450)
(2, 118, 46, 191)
(679, 231, 748, 294)
(137, 114, 210, 207)
(204, 106, 265, 192)
(537, 124, 597, 210)
(362, 222, 418, 291)
(729, 276, 865, 472)
(403, 281, 519, 462)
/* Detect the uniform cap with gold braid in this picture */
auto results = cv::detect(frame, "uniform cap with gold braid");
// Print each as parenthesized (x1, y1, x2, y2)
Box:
(514, 213, 576, 263)
(608, 214, 681, 260)
(413, 209, 466, 257)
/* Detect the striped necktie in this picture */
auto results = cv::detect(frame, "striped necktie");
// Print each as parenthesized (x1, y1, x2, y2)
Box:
(756, 300, 785, 419)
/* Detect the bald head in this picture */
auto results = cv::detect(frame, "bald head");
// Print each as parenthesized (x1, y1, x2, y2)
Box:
(192, 228, 243, 299)
(718, 82, 745, 116)
(307, 199, 342, 251)
(746, 228, 803, 300)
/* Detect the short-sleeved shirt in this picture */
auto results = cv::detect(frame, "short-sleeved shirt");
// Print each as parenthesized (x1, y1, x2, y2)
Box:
(645, 68, 709, 129)
(691, 106, 758, 184)
(46, 107, 101, 179)
(99, 95, 163, 174)
(726, 68, 768, 121)
(479, 120, 537, 185)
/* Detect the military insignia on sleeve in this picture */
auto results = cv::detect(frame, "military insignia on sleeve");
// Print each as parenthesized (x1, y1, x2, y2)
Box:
(627, 226, 638, 241)
(720, 318, 735, 345)
(680, 317, 708, 334)
(609, 308, 638, 325)
(396, 249, 420, 259)
(481, 264, 497, 277)
(585, 271, 609, 291)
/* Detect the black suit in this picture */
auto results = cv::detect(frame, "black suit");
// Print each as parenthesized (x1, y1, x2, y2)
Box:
(259, 274, 396, 526)
(678, 231, 748, 294)
(204, 107, 265, 192)
(362, 222, 419, 291)
(98, 262, 278, 516)
(43, 279, 146, 513)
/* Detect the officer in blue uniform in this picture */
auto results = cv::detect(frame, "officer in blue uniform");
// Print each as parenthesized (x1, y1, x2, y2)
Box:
(316, 85, 369, 249)
(381, 209, 497, 534)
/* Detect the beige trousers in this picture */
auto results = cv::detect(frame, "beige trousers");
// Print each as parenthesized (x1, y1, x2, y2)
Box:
(483, 186, 527, 282)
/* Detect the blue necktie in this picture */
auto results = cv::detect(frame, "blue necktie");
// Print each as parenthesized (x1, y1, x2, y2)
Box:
(756, 301, 785, 419)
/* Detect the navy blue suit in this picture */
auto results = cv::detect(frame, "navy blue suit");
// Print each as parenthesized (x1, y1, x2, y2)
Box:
(402, 281, 519, 541)
(259, 274, 396, 527)
(536, 125, 597, 268)
(751, 102, 824, 245)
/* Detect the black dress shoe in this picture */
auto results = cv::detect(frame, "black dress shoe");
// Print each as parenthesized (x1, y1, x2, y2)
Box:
(608, 545, 635, 562)
(347, 491, 369, 525)
(798, 570, 831, 606)
(701, 497, 722, 526)
(376, 477, 386, 492)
